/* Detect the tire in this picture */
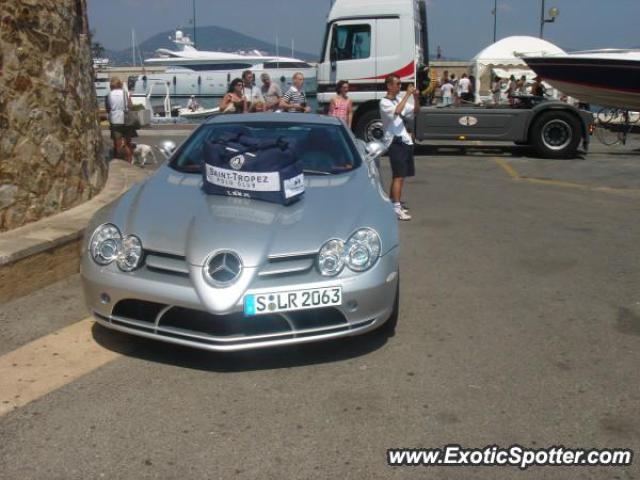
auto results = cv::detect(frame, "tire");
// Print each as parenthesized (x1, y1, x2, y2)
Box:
(530, 110, 582, 159)
(376, 274, 399, 338)
(354, 109, 385, 142)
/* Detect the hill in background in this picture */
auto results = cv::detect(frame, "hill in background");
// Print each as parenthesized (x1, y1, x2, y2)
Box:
(105, 25, 318, 65)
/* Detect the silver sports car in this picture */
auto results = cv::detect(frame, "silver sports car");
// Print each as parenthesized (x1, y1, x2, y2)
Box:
(81, 113, 399, 351)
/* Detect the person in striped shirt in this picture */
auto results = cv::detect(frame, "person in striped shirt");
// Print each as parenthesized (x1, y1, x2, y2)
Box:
(280, 72, 311, 113)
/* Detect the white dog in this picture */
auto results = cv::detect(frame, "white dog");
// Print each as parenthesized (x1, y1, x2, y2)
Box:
(132, 144, 157, 167)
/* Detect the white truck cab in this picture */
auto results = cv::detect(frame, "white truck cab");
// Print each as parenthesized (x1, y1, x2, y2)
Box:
(317, 0, 427, 139)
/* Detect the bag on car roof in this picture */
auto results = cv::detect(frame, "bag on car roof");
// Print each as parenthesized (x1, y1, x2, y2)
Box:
(202, 130, 304, 205)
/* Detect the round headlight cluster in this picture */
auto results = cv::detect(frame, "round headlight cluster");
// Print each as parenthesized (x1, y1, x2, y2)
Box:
(89, 224, 144, 271)
(117, 235, 143, 272)
(318, 239, 345, 277)
(345, 228, 381, 272)
(317, 228, 381, 276)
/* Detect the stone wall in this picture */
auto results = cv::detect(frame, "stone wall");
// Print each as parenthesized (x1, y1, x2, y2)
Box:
(0, 0, 107, 231)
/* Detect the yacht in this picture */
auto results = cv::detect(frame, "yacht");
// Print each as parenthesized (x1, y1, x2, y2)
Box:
(93, 59, 111, 102)
(523, 49, 640, 110)
(131, 31, 317, 105)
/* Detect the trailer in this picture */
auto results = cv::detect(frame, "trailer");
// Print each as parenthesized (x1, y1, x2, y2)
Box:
(316, 0, 593, 158)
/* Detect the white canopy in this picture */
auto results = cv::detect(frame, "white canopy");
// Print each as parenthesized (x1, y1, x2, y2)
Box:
(470, 36, 565, 101)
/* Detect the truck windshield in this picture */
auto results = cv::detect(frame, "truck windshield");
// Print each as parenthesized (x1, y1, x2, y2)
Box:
(170, 123, 361, 175)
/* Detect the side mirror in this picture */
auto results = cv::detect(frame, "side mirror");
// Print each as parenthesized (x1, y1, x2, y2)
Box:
(158, 140, 177, 159)
(365, 141, 385, 161)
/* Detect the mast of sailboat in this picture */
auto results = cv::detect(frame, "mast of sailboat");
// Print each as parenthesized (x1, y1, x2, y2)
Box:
(192, 0, 197, 47)
(131, 29, 135, 66)
(291, 38, 294, 57)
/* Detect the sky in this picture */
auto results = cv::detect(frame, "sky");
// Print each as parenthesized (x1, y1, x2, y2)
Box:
(87, 0, 640, 59)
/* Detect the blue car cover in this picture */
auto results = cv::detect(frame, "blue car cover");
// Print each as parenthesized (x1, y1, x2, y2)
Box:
(202, 130, 305, 205)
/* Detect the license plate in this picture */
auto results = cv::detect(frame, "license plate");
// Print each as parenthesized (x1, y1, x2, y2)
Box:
(244, 286, 342, 316)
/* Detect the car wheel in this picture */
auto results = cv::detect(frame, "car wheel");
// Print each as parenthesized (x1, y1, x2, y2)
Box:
(530, 111, 581, 159)
(354, 110, 385, 142)
(376, 274, 399, 337)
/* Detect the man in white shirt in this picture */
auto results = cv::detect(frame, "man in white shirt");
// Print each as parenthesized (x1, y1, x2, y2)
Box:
(458, 73, 472, 103)
(379, 74, 420, 221)
(242, 70, 264, 110)
(441, 80, 454, 106)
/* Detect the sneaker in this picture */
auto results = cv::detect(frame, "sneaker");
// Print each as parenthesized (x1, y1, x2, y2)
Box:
(394, 207, 412, 221)
(400, 202, 410, 213)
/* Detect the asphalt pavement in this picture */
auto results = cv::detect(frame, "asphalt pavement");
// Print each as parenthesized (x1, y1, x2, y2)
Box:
(1, 132, 639, 479)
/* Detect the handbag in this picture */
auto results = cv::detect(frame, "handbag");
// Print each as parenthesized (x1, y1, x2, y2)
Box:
(122, 90, 140, 128)
(202, 130, 304, 205)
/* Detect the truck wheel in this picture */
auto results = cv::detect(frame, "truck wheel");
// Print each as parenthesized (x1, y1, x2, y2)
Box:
(354, 110, 385, 142)
(530, 111, 581, 159)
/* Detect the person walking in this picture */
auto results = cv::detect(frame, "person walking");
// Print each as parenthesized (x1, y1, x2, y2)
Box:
(328, 80, 353, 127)
(440, 79, 454, 106)
(491, 75, 502, 105)
(105, 76, 133, 164)
(450, 73, 459, 105)
(458, 73, 472, 103)
(531, 76, 545, 97)
(280, 72, 311, 112)
(507, 75, 517, 105)
(379, 75, 420, 221)
(468, 75, 477, 103)
(518, 75, 528, 94)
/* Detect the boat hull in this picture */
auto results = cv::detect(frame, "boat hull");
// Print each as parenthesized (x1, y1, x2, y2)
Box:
(524, 56, 640, 110)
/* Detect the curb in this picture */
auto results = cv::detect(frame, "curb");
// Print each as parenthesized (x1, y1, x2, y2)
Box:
(0, 160, 151, 303)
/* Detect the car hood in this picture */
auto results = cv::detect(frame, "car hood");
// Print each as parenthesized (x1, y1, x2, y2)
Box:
(100, 165, 393, 267)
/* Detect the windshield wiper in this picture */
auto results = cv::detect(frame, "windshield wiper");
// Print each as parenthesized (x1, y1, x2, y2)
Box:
(302, 169, 331, 176)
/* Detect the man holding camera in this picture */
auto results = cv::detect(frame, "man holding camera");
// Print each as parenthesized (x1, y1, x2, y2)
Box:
(379, 75, 420, 221)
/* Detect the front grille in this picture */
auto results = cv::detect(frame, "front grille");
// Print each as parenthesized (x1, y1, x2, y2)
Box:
(106, 299, 356, 348)
(143, 250, 317, 279)
(258, 253, 316, 278)
(144, 250, 189, 277)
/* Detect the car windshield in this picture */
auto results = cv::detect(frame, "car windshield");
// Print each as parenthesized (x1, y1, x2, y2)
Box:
(170, 122, 360, 175)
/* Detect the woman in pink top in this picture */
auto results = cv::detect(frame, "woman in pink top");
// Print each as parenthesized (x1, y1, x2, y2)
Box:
(328, 80, 353, 127)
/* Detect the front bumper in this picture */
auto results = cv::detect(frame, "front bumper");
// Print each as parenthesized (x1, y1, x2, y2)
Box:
(81, 248, 399, 352)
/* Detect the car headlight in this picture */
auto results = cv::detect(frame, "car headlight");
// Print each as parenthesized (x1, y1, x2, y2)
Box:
(117, 235, 143, 272)
(345, 228, 381, 272)
(90, 223, 122, 265)
(317, 239, 345, 276)
(89, 224, 144, 271)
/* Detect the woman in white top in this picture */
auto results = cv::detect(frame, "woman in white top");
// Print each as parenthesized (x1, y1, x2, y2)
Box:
(105, 76, 133, 163)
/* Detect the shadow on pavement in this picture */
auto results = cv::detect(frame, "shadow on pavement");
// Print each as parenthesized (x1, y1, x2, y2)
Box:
(91, 322, 389, 372)
(413, 143, 589, 160)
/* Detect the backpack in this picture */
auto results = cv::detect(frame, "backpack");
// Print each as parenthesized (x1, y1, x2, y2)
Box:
(202, 130, 304, 205)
